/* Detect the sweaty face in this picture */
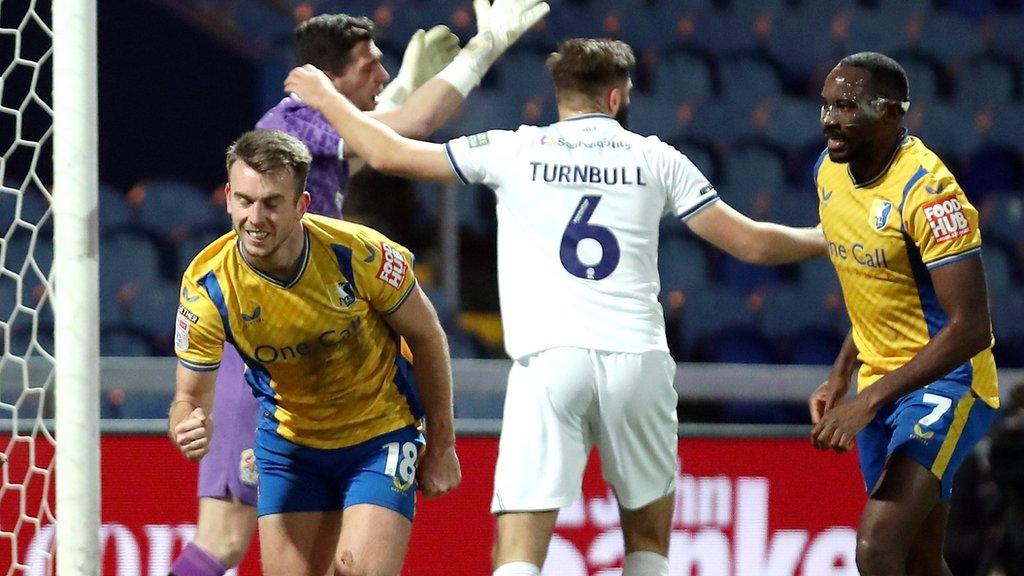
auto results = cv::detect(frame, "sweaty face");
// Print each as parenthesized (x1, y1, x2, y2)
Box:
(227, 161, 307, 266)
(333, 39, 390, 111)
(820, 65, 887, 164)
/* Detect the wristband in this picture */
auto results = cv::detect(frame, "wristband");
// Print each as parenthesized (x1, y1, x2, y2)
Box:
(436, 57, 484, 97)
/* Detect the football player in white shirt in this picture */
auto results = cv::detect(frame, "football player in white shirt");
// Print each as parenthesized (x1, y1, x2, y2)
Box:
(286, 38, 826, 576)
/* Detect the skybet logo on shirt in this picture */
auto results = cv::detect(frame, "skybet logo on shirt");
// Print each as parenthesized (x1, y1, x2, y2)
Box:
(377, 243, 407, 289)
(922, 196, 971, 243)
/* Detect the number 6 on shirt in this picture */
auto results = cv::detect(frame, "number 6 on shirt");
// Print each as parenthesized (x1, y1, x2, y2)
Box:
(560, 195, 620, 280)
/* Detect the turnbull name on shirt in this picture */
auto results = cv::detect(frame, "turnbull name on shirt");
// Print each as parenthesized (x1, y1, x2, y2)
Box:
(529, 162, 647, 186)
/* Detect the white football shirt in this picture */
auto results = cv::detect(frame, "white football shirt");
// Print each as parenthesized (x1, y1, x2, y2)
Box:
(444, 114, 718, 360)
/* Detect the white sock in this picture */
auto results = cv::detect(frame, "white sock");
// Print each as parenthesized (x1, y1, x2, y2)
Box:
(622, 551, 669, 576)
(493, 561, 541, 576)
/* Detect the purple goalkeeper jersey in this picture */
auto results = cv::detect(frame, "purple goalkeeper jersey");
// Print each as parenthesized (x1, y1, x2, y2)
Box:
(256, 95, 349, 218)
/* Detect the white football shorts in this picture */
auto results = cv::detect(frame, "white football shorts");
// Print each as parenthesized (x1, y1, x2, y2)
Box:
(491, 347, 678, 513)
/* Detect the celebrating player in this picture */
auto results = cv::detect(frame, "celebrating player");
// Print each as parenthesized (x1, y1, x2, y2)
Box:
(807, 52, 999, 576)
(285, 38, 826, 576)
(168, 129, 458, 576)
(170, 3, 548, 575)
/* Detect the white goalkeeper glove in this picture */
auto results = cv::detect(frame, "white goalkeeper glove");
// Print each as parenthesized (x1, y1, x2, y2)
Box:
(377, 25, 461, 110)
(437, 0, 550, 96)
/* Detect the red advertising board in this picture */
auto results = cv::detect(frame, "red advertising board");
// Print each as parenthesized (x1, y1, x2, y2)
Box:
(2, 434, 864, 575)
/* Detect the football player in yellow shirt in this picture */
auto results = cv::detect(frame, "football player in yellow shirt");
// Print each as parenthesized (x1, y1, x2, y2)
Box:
(168, 129, 460, 576)
(808, 53, 999, 576)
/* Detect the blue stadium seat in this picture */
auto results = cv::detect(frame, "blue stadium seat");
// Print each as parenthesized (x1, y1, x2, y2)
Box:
(718, 53, 783, 100)
(134, 178, 220, 242)
(991, 288, 1024, 367)
(6, 321, 53, 358)
(543, 0, 610, 43)
(99, 183, 134, 232)
(618, 0, 704, 52)
(675, 287, 762, 357)
(910, 102, 983, 158)
(628, 92, 681, 138)
(800, 256, 841, 295)
(916, 12, 984, 65)
(99, 229, 165, 315)
(766, 190, 820, 228)
(656, 48, 715, 102)
(979, 191, 1024, 247)
(988, 104, 1024, 150)
(899, 54, 943, 103)
(761, 286, 822, 340)
(984, 246, 1014, 294)
(448, 91, 530, 136)
(670, 138, 720, 183)
(843, 10, 911, 57)
(689, 9, 767, 56)
(129, 280, 180, 349)
(494, 49, 553, 101)
(718, 255, 784, 293)
(658, 235, 709, 295)
(176, 225, 230, 276)
(723, 141, 787, 189)
(687, 99, 754, 144)
(987, 14, 1024, 61)
(786, 326, 845, 365)
(0, 182, 50, 233)
(960, 144, 1022, 200)
(766, 8, 841, 82)
(957, 55, 1019, 106)
(757, 97, 824, 151)
(101, 325, 156, 357)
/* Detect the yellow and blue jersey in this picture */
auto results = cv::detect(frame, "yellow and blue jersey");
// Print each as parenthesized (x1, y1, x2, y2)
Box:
(175, 214, 422, 449)
(815, 130, 998, 409)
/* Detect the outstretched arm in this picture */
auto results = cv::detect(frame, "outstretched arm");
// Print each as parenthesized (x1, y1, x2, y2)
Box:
(685, 201, 826, 264)
(287, 64, 458, 183)
(370, 0, 550, 139)
(384, 284, 460, 499)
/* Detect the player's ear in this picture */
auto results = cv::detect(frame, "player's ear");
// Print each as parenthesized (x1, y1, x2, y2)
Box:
(296, 190, 311, 216)
(606, 86, 622, 116)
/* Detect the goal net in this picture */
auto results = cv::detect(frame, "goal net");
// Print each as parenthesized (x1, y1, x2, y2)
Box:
(1, 1, 99, 574)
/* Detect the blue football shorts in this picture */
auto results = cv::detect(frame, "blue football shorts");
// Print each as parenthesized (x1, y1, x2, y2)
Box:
(856, 381, 996, 502)
(254, 425, 424, 520)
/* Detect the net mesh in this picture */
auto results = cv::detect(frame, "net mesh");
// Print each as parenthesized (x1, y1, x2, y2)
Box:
(0, 0, 56, 574)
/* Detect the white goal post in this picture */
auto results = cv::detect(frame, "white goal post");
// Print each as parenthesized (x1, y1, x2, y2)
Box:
(53, 0, 100, 574)
(1, 0, 99, 574)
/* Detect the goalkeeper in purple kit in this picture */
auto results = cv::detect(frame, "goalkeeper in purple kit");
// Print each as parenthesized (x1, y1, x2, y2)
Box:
(169, 3, 548, 575)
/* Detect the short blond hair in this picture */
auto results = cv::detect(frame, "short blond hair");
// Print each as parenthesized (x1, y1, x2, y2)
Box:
(546, 38, 635, 106)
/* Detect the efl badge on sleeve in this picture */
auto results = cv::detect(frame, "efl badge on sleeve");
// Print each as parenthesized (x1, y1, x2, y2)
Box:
(174, 315, 190, 352)
(239, 448, 259, 486)
(922, 196, 971, 243)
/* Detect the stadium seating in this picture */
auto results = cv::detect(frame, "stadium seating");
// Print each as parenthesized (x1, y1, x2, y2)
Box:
(95, 0, 1024, 366)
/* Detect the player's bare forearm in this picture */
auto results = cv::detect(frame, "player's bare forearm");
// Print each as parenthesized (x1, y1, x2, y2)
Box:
(384, 285, 456, 447)
(829, 330, 860, 383)
(858, 256, 992, 411)
(169, 363, 215, 430)
(756, 222, 827, 264)
(687, 201, 826, 264)
(285, 65, 456, 182)
(369, 78, 464, 140)
(168, 364, 217, 460)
